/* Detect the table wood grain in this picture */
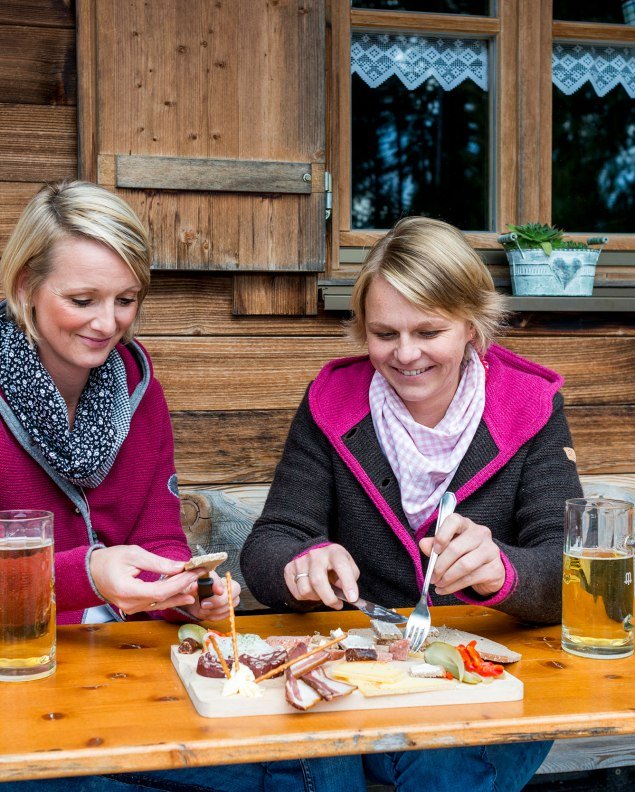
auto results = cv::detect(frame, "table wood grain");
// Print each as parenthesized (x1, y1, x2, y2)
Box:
(1, 606, 634, 782)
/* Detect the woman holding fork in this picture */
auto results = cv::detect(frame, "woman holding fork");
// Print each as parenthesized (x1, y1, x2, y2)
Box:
(241, 216, 583, 791)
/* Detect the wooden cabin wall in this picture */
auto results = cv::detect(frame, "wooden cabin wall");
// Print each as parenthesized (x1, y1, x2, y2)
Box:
(1, 2, 633, 487)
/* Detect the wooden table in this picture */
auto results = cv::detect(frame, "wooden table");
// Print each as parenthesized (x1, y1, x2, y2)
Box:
(1, 605, 634, 782)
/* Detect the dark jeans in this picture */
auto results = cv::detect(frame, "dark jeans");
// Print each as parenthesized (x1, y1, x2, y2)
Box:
(3, 741, 551, 792)
(363, 741, 553, 792)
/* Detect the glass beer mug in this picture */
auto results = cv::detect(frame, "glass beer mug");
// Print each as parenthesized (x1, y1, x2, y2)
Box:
(562, 498, 634, 659)
(0, 510, 55, 680)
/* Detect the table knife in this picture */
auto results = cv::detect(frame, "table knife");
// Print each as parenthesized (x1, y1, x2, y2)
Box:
(331, 586, 406, 624)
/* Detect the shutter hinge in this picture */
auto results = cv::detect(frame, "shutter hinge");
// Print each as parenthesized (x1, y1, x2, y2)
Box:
(325, 171, 333, 221)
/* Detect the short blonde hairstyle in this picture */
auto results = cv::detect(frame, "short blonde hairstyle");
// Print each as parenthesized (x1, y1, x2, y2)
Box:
(1, 181, 151, 344)
(349, 216, 507, 352)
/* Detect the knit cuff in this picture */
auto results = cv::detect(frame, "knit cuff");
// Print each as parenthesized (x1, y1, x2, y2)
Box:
(85, 543, 108, 602)
(292, 541, 333, 561)
(453, 550, 518, 607)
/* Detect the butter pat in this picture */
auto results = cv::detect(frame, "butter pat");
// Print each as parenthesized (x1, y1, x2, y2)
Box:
(221, 663, 262, 698)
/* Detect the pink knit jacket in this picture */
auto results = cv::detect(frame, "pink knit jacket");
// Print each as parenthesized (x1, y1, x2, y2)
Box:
(0, 340, 191, 624)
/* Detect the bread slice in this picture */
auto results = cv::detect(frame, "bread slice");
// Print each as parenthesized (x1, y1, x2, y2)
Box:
(428, 625, 522, 664)
(183, 552, 228, 573)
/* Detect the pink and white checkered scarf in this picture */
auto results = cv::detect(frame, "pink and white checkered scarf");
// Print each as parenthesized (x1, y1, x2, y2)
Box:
(369, 346, 486, 531)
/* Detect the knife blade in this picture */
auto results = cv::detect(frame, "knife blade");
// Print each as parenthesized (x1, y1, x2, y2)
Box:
(331, 586, 406, 624)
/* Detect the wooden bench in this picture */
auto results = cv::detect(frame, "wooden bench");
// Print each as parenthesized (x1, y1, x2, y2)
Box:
(179, 474, 635, 784)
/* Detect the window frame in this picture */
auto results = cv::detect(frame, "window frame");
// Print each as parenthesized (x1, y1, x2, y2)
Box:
(327, 0, 635, 275)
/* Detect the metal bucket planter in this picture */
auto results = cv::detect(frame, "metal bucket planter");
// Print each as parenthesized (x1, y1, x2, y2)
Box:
(498, 235, 607, 296)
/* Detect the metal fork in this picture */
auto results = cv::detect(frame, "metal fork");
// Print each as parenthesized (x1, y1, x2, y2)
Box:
(404, 491, 457, 653)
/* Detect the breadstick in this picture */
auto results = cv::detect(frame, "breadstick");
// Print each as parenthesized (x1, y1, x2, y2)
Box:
(207, 632, 231, 679)
(254, 633, 344, 683)
(226, 571, 240, 667)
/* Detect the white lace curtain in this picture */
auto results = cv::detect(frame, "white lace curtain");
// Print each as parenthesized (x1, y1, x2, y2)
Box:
(351, 32, 488, 91)
(352, 32, 635, 99)
(552, 43, 635, 98)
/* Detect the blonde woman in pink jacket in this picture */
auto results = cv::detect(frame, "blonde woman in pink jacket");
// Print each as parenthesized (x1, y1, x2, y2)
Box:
(0, 181, 239, 624)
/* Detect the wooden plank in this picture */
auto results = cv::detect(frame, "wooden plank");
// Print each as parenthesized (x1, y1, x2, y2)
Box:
(0, 104, 76, 182)
(0, 1, 74, 28)
(117, 190, 326, 272)
(76, 0, 98, 182)
(496, 0, 518, 230)
(516, 0, 552, 223)
(232, 275, 318, 316)
(567, 406, 635, 475)
(139, 272, 345, 336)
(341, 229, 635, 252)
(537, 735, 635, 774)
(170, 404, 635, 486)
(81, 0, 326, 271)
(110, 155, 320, 194)
(553, 20, 635, 42)
(350, 9, 500, 35)
(140, 336, 359, 411)
(0, 25, 75, 105)
(0, 182, 46, 255)
(172, 410, 294, 485)
(330, 0, 350, 245)
(141, 335, 635, 411)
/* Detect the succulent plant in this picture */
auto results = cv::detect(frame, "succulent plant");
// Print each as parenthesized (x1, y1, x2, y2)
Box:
(501, 222, 591, 255)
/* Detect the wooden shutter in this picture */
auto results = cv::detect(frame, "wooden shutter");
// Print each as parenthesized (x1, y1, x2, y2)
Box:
(76, 0, 326, 282)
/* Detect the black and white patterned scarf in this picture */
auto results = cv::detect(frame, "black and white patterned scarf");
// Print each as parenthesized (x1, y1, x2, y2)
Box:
(0, 314, 131, 488)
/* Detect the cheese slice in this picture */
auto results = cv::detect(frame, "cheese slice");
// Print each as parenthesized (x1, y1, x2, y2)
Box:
(356, 677, 456, 698)
(328, 661, 404, 685)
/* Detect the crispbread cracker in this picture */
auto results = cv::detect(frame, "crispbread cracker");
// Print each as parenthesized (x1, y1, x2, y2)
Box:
(183, 552, 228, 573)
(430, 626, 522, 664)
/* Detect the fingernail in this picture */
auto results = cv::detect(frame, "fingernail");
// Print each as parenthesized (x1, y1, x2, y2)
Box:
(345, 589, 357, 601)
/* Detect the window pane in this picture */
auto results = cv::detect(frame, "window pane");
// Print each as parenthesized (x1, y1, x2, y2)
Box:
(351, 0, 493, 14)
(554, 1, 630, 24)
(351, 74, 489, 230)
(553, 84, 635, 232)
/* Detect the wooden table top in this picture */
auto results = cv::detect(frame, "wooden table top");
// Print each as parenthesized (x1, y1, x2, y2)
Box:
(1, 605, 634, 782)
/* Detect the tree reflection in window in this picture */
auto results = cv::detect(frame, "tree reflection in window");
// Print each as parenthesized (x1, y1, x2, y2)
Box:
(351, 74, 489, 230)
(553, 88, 635, 232)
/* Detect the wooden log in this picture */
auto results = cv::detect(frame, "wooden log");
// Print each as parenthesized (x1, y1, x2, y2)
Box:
(0, 25, 76, 105)
(140, 335, 635, 412)
(0, 182, 46, 254)
(140, 272, 635, 337)
(0, 1, 74, 28)
(567, 406, 635, 475)
(140, 272, 345, 336)
(172, 410, 294, 485)
(170, 405, 635, 485)
(0, 104, 76, 182)
(232, 274, 318, 316)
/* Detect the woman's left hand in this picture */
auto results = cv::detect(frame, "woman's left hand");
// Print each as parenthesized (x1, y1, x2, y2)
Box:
(418, 513, 505, 597)
(181, 572, 241, 622)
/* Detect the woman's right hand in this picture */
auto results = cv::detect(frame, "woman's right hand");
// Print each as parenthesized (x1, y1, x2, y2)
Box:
(284, 544, 360, 609)
(89, 545, 204, 615)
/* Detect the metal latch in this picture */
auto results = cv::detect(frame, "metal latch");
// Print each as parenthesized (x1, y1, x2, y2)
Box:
(325, 171, 332, 220)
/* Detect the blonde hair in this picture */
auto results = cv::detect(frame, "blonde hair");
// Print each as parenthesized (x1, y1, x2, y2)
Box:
(349, 216, 506, 352)
(1, 181, 151, 344)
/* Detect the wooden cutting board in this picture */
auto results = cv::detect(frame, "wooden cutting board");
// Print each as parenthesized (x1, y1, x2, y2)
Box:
(171, 647, 524, 718)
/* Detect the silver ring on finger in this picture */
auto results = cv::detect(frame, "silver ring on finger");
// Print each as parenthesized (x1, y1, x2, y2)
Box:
(294, 572, 310, 583)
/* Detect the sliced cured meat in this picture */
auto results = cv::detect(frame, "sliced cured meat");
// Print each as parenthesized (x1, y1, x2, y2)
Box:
(197, 651, 229, 678)
(239, 650, 288, 678)
(345, 647, 378, 662)
(284, 670, 323, 711)
(301, 667, 357, 700)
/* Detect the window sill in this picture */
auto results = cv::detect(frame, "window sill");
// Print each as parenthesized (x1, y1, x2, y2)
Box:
(319, 283, 635, 313)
